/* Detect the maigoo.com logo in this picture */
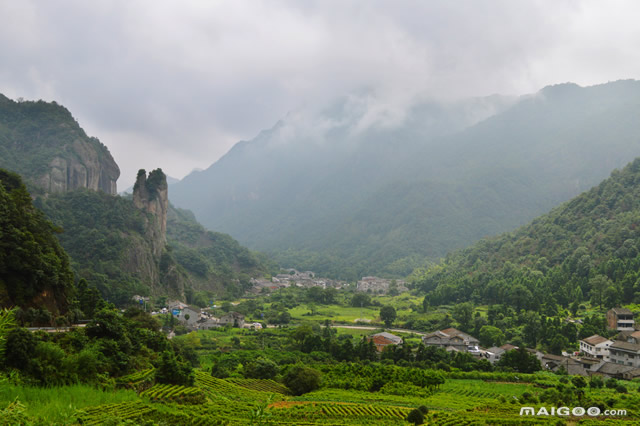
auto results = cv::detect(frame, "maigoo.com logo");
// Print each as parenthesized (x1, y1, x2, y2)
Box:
(520, 406, 627, 417)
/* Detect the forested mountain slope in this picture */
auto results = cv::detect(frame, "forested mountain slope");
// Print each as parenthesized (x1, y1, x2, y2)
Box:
(0, 95, 119, 195)
(171, 80, 640, 280)
(0, 170, 73, 315)
(0, 95, 268, 305)
(412, 157, 640, 311)
(36, 171, 268, 305)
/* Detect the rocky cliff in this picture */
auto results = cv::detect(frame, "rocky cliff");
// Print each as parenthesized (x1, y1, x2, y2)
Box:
(133, 168, 169, 257)
(0, 94, 119, 195)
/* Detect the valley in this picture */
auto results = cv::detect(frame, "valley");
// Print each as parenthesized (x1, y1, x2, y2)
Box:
(3, 86, 640, 424)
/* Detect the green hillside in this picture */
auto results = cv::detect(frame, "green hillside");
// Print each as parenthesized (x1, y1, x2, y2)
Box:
(36, 190, 269, 305)
(0, 170, 73, 315)
(412, 157, 640, 311)
(0, 95, 119, 195)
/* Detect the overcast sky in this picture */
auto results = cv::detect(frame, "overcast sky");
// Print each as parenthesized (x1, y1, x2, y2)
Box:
(2, 0, 640, 190)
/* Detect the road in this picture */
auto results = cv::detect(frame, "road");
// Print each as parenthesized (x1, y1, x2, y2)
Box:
(328, 324, 428, 336)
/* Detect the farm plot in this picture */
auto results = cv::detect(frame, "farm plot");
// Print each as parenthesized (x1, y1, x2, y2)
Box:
(75, 401, 154, 425)
(115, 368, 154, 389)
(322, 403, 410, 419)
(225, 378, 290, 394)
(139, 384, 206, 404)
(194, 370, 278, 404)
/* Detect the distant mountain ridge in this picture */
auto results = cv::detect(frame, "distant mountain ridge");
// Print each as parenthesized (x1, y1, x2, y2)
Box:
(170, 80, 640, 280)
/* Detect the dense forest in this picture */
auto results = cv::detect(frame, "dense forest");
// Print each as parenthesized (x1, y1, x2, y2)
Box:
(412, 157, 640, 312)
(0, 94, 119, 195)
(0, 170, 73, 316)
(35, 189, 270, 305)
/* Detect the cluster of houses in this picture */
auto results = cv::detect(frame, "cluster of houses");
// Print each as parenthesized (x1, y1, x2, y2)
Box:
(163, 300, 261, 331)
(367, 308, 640, 381)
(249, 269, 346, 294)
(356, 277, 408, 295)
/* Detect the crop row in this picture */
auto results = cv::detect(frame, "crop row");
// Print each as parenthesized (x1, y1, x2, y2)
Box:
(75, 401, 155, 425)
(225, 378, 290, 394)
(321, 403, 410, 419)
(140, 384, 205, 404)
(194, 371, 269, 402)
(115, 368, 154, 386)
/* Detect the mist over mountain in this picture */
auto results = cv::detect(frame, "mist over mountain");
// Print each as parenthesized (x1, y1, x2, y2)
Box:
(170, 80, 640, 280)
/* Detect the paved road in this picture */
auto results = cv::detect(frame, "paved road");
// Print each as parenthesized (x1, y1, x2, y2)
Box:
(328, 324, 428, 336)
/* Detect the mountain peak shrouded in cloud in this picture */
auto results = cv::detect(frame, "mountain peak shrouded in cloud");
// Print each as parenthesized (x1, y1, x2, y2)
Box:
(3, 1, 640, 189)
(169, 80, 640, 280)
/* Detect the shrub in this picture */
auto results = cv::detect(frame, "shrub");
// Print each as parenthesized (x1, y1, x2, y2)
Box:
(244, 357, 278, 380)
(155, 351, 194, 386)
(283, 365, 321, 395)
(589, 376, 603, 388)
(616, 384, 628, 394)
(406, 408, 424, 425)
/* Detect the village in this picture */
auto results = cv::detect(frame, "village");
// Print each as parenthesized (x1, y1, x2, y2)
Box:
(152, 278, 640, 383)
(365, 307, 640, 382)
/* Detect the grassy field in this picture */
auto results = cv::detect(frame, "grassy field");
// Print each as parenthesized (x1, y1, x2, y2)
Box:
(0, 382, 140, 424)
(4, 369, 639, 424)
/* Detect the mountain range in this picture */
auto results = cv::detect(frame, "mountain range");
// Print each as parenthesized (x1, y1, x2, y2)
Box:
(170, 80, 640, 280)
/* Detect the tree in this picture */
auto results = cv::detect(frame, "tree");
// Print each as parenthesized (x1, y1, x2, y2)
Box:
(589, 275, 611, 310)
(4, 327, 37, 373)
(283, 365, 321, 395)
(244, 357, 278, 380)
(479, 325, 505, 348)
(496, 347, 541, 373)
(0, 170, 74, 313)
(155, 350, 194, 386)
(380, 305, 397, 327)
(0, 308, 17, 362)
(452, 302, 473, 332)
(350, 293, 371, 308)
(406, 408, 424, 425)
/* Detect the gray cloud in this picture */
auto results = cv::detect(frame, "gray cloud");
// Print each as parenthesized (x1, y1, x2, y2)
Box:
(1, 0, 640, 189)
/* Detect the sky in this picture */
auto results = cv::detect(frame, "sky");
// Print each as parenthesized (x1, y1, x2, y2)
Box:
(2, 0, 640, 190)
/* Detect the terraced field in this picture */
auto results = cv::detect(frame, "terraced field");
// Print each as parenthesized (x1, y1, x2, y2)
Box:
(70, 370, 638, 424)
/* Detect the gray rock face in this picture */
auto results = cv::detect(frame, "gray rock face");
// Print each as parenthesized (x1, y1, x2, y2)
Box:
(36, 138, 120, 195)
(133, 169, 168, 257)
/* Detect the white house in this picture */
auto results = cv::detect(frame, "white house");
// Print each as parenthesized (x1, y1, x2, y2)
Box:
(579, 334, 612, 361)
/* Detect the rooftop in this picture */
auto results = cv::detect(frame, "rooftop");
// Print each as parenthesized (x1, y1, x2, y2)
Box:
(371, 332, 403, 345)
(610, 307, 634, 315)
(581, 334, 610, 346)
(610, 341, 640, 352)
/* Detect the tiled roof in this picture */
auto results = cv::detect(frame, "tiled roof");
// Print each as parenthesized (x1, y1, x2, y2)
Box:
(581, 334, 610, 346)
(610, 341, 640, 352)
(610, 307, 633, 315)
(371, 332, 402, 345)
(596, 362, 635, 375)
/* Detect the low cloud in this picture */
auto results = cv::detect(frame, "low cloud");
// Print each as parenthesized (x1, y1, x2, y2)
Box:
(1, 0, 640, 189)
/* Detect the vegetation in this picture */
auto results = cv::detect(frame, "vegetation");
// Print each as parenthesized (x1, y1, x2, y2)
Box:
(0, 170, 74, 316)
(0, 95, 116, 195)
(412, 158, 640, 316)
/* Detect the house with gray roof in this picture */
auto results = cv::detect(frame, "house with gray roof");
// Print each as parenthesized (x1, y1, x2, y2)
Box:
(609, 340, 640, 368)
(422, 328, 480, 353)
